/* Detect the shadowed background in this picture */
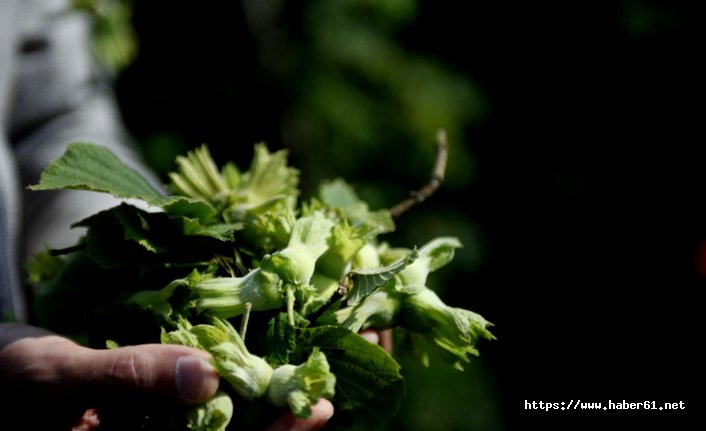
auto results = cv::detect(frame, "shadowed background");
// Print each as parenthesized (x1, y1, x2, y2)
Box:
(83, 0, 702, 429)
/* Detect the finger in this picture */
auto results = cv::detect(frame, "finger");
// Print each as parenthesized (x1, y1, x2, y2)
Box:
(378, 329, 393, 354)
(264, 399, 334, 431)
(1, 330, 218, 405)
(358, 329, 380, 345)
(358, 328, 393, 354)
(72, 408, 100, 431)
(71, 343, 220, 405)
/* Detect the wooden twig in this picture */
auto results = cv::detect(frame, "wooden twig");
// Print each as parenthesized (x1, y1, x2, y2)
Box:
(388, 130, 449, 219)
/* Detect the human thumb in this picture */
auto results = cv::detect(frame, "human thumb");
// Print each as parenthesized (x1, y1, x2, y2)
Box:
(70, 343, 220, 404)
(0, 326, 219, 405)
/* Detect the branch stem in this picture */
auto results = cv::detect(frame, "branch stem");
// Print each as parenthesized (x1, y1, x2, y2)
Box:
(388, 130, 449, 219)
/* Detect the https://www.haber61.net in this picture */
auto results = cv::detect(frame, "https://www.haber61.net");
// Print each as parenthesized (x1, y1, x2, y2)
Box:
(524, 399, 686, 412)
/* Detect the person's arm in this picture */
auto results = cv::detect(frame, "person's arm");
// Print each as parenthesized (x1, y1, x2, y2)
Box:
(0, 322, 334, 430)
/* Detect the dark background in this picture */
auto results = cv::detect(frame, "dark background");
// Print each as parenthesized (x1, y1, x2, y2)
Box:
(110, 1, 702, 429)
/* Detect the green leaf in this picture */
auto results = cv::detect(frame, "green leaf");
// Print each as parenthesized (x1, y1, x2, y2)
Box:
(347, 248, 418, 305)
(155, 196, 218, 222)
(73, 205, 144, 268)
(25, 248, 64, 284)
(178, 218, 241, 242)
(72, 203, 238, 271)
(265, 312, 297, 366)
(297, 326, 405, 430)
(31, 250, 160, 343)
(29, 142, 216, 221)
(317, 179, 395, 238)
(29, 142, 162, 199)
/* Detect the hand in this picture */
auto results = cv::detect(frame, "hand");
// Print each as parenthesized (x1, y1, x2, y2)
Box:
(0, 323, 332, 430)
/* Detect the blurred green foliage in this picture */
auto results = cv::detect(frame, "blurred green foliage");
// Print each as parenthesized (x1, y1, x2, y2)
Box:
(73, 0, 137, 75)
(618, 0, 683, 38)
(273, 0, 485, 191)
(393, 342, 503, 431)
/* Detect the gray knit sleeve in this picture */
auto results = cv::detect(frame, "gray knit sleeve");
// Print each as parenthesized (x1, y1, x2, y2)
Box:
(12, 0, 160, 252)
(1, 0, 156, 321)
